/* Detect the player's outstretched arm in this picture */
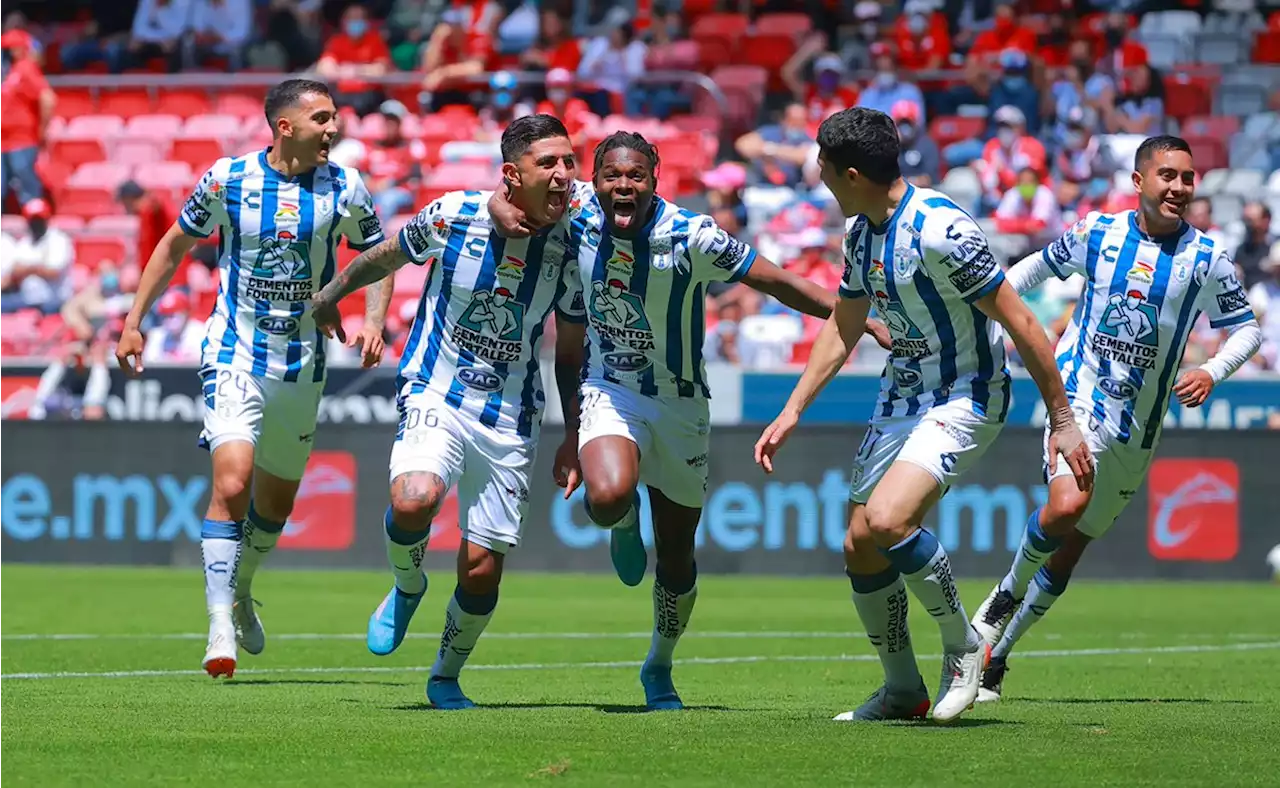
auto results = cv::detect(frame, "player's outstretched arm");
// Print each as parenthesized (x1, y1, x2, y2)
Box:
(1005, 250, 1056, 295)
(311, 236, 411, 343)
(740, 257, 836, 319)
(117, 221, 199, 376)
(552, 315, 587, 498)
(754, 296, 870, 474)
(974, 282, 1094, 491)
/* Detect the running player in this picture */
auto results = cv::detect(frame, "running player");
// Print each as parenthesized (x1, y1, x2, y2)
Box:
(310, 115, 588, 709)
(115, 79, 389, 678)
(969, 135, 1262, 702)
(487, 131, 890, 710)
(753, 107, 1094, 723)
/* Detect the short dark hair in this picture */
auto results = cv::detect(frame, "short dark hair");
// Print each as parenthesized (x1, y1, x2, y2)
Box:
(500, 114, 570, 163)
(593, 131, 660, 179)
(1134, 134, 1192, 172)
(264, 78, 332, 125)
(817, 107, 901, 186)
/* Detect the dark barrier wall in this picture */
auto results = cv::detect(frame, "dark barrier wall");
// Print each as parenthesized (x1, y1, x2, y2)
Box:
(2, 422, 1275, 579)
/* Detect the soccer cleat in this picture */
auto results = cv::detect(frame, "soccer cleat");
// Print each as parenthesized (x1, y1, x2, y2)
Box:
(232, 597, 265, 655)
(971, 585, 1020, 649)
(608, 491, 647, 587)
(931, 639, 990, 723)
(640, 660, 683, 710)
(977, 656, 1008, 703)
(203, 609, 237, 679)
(833, 683, 931, 722)
(367, 579, 427, 656)
(427, 675, 476, 710)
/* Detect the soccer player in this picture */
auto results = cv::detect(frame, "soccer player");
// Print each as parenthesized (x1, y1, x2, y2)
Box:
(752, 107, 1094, 723)
(487, 131, 889, 710)
(310, 115, 588, 709)
(115, 79, 389, 678)
(969, 135, 1262, 701)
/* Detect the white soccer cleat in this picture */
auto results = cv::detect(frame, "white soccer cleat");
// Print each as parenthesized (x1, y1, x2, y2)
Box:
(931, 640, 990, 723)
(233, 597, 265, 656)
(971, 585, 1020, 648)
(203, 606, 238, 679)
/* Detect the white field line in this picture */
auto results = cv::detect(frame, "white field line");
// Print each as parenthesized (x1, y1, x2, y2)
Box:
(3, 641, 1278, 681)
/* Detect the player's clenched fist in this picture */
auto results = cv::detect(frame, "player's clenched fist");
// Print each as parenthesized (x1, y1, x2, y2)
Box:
(116, 323, 146, 376)
(754, 408, 800, 474)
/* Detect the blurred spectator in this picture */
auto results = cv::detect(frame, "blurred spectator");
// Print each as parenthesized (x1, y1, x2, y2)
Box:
(1038, 9, 1072, 68)
(893, 0, 951, 72)
(61, 259, 136, 344)
(520, 9, 582, 76)
(703, 298, 743, 364)
(791, 54, 858, 134)
(734, 103, 814, 188)
(0, 200, 72, 315)
(967, 1, 1037, 67)
(468, 71, 531, 148)
(1052, 107, 1115, 212)
(988, 50, 1040, 136)
(1096, 11, 1149, 81)
(128, 0, 190, 72)
(995, 167, 1062, 255)
(1109, 63, 1165, 136)
(1185, 196, 1229, 253)
(538, 69, 598, 138)
(58, 0, 136, 73)
(577, 22, 645, 117)
(840, 1, 883, 71)
(700, 163, 748, 231)
(143, 290, 204, 364)
(892, 100, 940, 188)
(627, 10, 695, 120)
(972, 106, 1047, 211)
(856, 43, 926, 125)
(264, 0, 324, 71)
(316, 3, 391, 117)
(25, 339, 111, 421)
(1, 29, 53, 209)
(185, 0, 252, 71)
(1236, 203, 1276, 288)
(1247, 242, 1280, 371)
(363, 101, 428, 219)
(420, 6, 495, 107)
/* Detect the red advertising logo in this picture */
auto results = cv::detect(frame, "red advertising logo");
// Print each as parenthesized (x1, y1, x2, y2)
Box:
(1147, 458, 1239, 562)
(1, 376, 40, 419)
(427, 488, 462, 552)
(279, 451, 357, 551)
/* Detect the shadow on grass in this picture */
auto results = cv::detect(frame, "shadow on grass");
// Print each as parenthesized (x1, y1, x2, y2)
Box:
(391, 701, 752, 713)
(1028, 697, 1254, 705)
(225, 678, 403, 687)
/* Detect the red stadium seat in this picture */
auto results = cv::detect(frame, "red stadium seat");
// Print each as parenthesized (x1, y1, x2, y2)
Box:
(87, 215, 141, 236)
(68, 161, 133, 188)
(170, 137, 228, 171)
(53, 185, 118, 219)
(112, 139, 170, 166)
(1254, 30, 1280, 63)
(98, 89, 156, 118)
(214, 92, 264, 118)
(692, 14, 750, 71)
(929, 115, 986, 147)
(124, 114, 184, 141)
(1181, 135, 1228, 170)
(74, 236, 129, 268)
(48, 215, 86, 234)
(1163, 76, 1212, 119)
(47, 137, 106, 170)
(754, 13, 812, 40)
(740, 33, 801, 89)
(157, 88, 213, 118)
(53, 89, 95, 118)
(183, 114, 243, 137)
(1181, 115, 1240, 138)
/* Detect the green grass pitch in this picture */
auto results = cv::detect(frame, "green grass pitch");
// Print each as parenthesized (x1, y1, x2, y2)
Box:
(3, 565, 1278, 786)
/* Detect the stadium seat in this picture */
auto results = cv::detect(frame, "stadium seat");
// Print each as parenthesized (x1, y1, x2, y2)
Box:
(1222, 168, 1267, 197)
(98, 89, 156, 118)
(53, 185, 116, 217)
(157, 88, 213, 118)
(74, 236, 129, 268)
(754, 13, 812, 40)
(929, 116, 985, 148)
(53, 89, 95, 118)
(68, 162, 133, 188)
(740, 32, 801, 90)
(61, 114, 126, 138)
(1198, 167, 1230, 195)
(1196, 32, 1247, 65)
(112, 139, 170, 166)
(1182, 115, 1241, 138)
(691, 14, 750, 71)
(124, 114, 185, 141)
(87, 215, 141, 236)
(214, 92, 264, 118)
(1253, 30, 1280, 63)
(1163, 77, 1212, 119)
(183, 113, 243, 138)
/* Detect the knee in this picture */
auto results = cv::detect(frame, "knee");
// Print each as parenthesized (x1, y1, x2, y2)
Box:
(1042, 487, 1091, 533)
(863, 500, 912, 544)
(212, 465, 251, 507)
(390, 474, 444, 530)
(584, 475, 635, 523)
(843, 527, 888, 575)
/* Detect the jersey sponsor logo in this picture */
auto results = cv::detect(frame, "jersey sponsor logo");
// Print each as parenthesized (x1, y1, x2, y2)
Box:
(275, 202, 300, 225)
(871, 292, 930, 359)
(403, 219, 430, 256)
(1048, 217, 1088, 267)
(942, 235, 985, 267)
(1216, 287, 1248, 314)
(893, 367, 922, 387)
(1126, 259, 1155, 284)
(1098, 376, 1139, 400)
(256, 315, 299, 335)
(603, 351, 651, 373)
(455, 287, 526, 362)
(589, 279, 654, 350)
(182, 202, 211, 228)
(932, 419, 975, 448)
(1147, 458, 1239, 562)
(606, 250, 634, 277)
(868, 260, 886, 281)
(497, 255, 527, 280)
(1095, 289, 1160, 369)
(712, 236, 748, 272)
(946, 249, 997, 293)
(358, 215, 382, 240)
(455, 367, 504, 392)
(248, 231, 314, 301)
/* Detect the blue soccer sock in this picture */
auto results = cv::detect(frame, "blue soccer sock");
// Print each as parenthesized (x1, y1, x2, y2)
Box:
(993, 565, 1069, 660)
(235, 503, 285, 599)
(201, 518, 242, 608)
(432, 585, 499, 679)
(998, 508, 1062, 600)
(384, 506, 429, 595)
(849, 567, 923, 693)
(646, 563, 698, 667)
(883, 529, 981, 652)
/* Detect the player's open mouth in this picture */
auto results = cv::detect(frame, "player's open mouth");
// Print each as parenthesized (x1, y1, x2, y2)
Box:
(318, 142, 331, 157)
(612, 198, 637, 229)
(1163, 198, 1185, 213)
(547, 189, 566, 213)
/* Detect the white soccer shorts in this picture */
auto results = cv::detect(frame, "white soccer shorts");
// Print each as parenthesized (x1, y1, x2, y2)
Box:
(388, 388, 535, 554)
(849, 398, 1005, 503)
(199, 365, 322, 481)
(578, 379, 711, 509)
(1043, 410, 1153, 539)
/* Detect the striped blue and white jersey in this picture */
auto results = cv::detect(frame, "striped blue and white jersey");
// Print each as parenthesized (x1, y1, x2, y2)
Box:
(395, 189, 587, 438)
(840, 184, 1012, 420)
(178, 149, 384, 383)
(572, 194, 756, 399)
(1040, 210, 1255, 449)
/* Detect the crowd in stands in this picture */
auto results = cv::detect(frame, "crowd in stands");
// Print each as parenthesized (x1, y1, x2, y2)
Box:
(2, 0, 1280, 382)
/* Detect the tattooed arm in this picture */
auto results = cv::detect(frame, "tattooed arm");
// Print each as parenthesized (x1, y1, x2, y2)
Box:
(312, 236, 412, 343)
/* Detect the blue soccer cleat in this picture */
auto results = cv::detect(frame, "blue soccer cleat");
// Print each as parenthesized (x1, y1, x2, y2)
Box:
(606, 492, 647, 587)
(366, 579, 426, 656)
(427, 675, 476, 710)
(640, 660, 683, 710)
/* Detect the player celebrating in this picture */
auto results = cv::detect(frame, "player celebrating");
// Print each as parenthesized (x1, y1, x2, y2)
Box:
(488, 131, 889, 710)
(753, 107, 1094, 723)
(969, 135, 1262, 702)
(115, 79, 389, 678)
(310, 115, 588, 710)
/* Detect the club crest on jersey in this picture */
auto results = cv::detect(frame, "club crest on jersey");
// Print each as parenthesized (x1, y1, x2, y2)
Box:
(894, 254, 915, 278)
(589, 279, 654, 350)
(1174, 260, 1191, 282)
(455, 287, 526, 362)
(1126, 260, 1156, 284)
(1095, 289, 1160, 369)
(497, 255, 527, 280)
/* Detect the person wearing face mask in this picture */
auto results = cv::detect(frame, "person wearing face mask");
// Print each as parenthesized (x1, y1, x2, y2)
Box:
(856, 43, 926, 126)
(798, 54, 859, 133)
(1052, 107, 1114, 212)
(976, 105, 1047, 210)
(0, 200, 73, 315)
(1095, 11, 1149, 80)
(994, 167, 1062, 254)
(535, 68, 597, 138)
(315, 4, 391, 117)
(891, 100, 940, 188)
(142, 289, 205, 364)
(968, 1, 1036, 69)
(893, 0, 951, 74)
(987, 49, 1041, 135)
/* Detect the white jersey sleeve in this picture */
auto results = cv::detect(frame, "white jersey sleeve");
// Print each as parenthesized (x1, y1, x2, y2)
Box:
(1041, 212, 1102, 280)
(335, 170, 385, 252)
(840, 216, 868, 299)
(920, 210, 1005, 303)
(178, 160, 232, 238)
(688, 215, 757, 284)
(398, 192, 478, 265)
(1199, 248, 1256, 329)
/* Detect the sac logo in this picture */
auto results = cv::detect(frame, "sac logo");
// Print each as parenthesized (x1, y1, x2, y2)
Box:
(603, 351, 651, 373)
(257, 316, 299, 335)
(456, 368, 503, 392)
(1098, 377, 1138, 400)
(894, 367, 922, 387)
